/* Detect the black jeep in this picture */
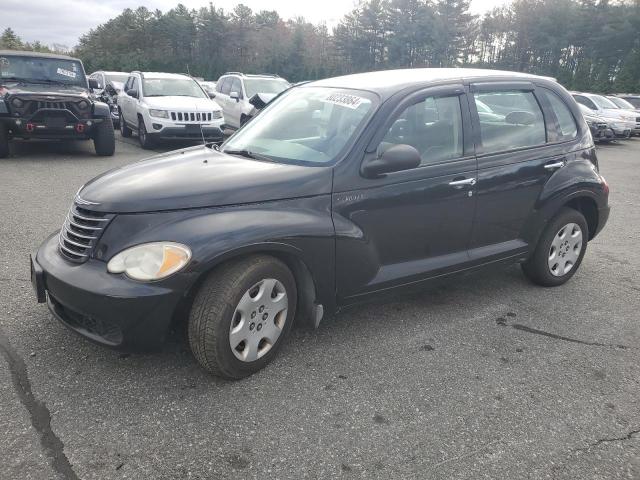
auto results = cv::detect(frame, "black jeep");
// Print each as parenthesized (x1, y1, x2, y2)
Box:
(0, 50, 115, 158)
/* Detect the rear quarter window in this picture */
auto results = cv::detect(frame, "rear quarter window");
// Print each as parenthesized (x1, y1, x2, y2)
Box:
(540, 88, 578, 141)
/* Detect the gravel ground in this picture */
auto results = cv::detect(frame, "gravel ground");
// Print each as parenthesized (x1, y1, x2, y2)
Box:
(0, 135, 639, 480)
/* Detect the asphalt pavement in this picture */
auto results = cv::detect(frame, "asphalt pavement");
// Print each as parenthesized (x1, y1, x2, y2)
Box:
(0, 134, 639, 479)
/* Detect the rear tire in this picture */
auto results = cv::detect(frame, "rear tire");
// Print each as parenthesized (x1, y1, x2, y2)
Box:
(188, 255, 297, 379)
(93, 118, 115, 156)
(120, 109, 132, 138)
(522, 207, 588, 287)
(0, 126, 9, 158)
(138, 117, 155, 149)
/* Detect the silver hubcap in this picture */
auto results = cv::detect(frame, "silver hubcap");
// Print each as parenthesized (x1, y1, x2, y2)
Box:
(548, 222, 583, 277)
(229, 278, 288, 362)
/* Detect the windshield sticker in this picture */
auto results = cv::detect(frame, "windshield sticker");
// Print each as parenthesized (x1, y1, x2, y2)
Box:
(322, 93, 365, 109)
(56, 67, 77, 79)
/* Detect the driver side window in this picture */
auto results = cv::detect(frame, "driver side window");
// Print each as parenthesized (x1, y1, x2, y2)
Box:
(380, 95, 463, 166)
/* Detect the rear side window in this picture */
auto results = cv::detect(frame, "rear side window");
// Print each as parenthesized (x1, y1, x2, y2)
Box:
(574, 95, 597, 110)
(540, 88, 578, 141)
(231, 78, 243, 97)
(473, 91, 546, 153)
(220, 77, 232, 95)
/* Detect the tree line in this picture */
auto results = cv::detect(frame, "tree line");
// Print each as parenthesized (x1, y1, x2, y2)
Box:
(2, 0, 639, 93)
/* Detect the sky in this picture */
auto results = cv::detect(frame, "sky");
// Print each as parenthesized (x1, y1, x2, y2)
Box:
(2, 0, 512, 49)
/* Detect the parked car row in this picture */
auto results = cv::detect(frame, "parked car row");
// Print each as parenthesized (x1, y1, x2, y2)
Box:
(89, 70, 291, 149)
(571, 91, 640, 142)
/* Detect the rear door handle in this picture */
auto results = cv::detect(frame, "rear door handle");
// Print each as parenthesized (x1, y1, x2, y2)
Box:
(449, 178, 476, 187)
(544, 161, 565, 170)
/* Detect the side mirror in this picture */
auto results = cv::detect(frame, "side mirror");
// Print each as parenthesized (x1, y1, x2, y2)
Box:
(362, 144, 421, 178)
(88, 78, 99, 89)
(208, 92, 216, 99)
(230, 91, 240, 102)
(126, 88, 139, 99)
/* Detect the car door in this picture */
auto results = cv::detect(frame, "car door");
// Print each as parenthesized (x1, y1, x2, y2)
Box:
(333, 85, 477, 300)
(467, 82, 577, 261)
(119, 76, 134, 125)
(228, 77, 244, 128)
(216, 77, 232, 125)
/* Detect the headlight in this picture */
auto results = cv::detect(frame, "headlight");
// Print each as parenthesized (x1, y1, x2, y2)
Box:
(107, 242, 191, 281)
(149, 109, 169, 119)
(77, 100, 89, 110)
(11, 97, 24, 108)
(212, 110, 223, 119)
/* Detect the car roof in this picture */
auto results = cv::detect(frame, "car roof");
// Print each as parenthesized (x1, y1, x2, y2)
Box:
(308, 68, 551, 99)
(135, 72, 192, 80)
(0, 49, 81, 62)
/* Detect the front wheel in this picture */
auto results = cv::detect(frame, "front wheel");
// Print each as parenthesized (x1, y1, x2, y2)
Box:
(138, 117, 155, 149)
(188, 255, 297, 379)
(522, 207, 588, 287)
(93, 118, 115, 156)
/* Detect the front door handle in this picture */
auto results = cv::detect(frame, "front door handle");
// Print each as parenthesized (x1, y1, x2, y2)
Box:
(544, 161, 565, 170)
(449, 178, 476, 187)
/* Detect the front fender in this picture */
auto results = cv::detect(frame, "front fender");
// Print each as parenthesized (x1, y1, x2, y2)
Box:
(96, 195, 336, 312)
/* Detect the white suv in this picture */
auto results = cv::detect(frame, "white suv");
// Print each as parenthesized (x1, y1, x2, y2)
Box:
(213, 73, 290, 129)
(118, 72, 224, 149)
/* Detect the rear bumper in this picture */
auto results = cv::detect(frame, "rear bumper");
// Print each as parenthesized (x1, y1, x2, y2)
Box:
(34, 232, 185, 351)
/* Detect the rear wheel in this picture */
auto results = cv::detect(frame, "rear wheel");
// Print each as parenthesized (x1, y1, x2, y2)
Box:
(93, 118, 115, 156)
(138, 117, 155, 149)
(120, 109, 132, 138)
(188, 255, 297, 379)
(522, 207, 588, 287)
(0, 126, 8, 158)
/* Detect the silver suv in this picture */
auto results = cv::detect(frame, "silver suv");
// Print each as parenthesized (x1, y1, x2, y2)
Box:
(213, 73, 290, 129)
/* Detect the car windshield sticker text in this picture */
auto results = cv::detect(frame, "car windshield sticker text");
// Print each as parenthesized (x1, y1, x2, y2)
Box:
(322, 93, 365, 110)
(56, 67, 77, 79)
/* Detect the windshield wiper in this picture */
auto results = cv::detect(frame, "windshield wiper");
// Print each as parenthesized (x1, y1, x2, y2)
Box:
(223, 149, 273, 162)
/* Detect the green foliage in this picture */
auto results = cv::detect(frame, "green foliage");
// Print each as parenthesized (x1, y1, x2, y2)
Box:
(3, 0, 640, 92)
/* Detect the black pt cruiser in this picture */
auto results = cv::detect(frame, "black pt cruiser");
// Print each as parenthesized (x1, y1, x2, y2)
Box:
(32, 69, 610, 379)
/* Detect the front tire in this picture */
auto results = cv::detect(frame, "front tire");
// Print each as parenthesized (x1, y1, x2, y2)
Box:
(188, 255, 297, 379)
(120, 109, 132, 138)
(138, 117, 155, 149)
(93, 118, 115, 156)
(522, 207, 588, 287)
(0, 126, 9, 158)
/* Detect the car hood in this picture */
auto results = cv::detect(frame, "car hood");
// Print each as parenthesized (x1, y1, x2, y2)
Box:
(0, 82, 89, 98)
(142, 96, 221, 111)
(78, 146, 333, 213)
(599, 109, 635, 121)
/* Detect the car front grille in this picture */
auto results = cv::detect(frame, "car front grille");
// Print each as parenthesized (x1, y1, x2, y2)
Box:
(11, 97, 91, 119)
(58, 204, 113, 263)
(169, 111, 222, 122)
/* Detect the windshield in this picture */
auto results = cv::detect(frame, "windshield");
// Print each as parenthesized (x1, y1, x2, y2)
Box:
(0, 54, 86, 86)
(142, 77, 207, 98)
(608, 97, 635, 110)
(591, 95, 618, 109)
(244, 78, 290, 98)
(105, 73, 129, 84)
(222, 87, 377, 165)
(623, 97, 640, 108)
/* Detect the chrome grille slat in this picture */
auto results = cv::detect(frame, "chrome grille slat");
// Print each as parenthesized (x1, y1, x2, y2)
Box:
(58, 204, 113, 263)
(168, 111, 221, 124)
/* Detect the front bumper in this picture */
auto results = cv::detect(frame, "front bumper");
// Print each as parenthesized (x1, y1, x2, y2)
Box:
(148, 125, 224, 141)
(33, 232, 185, 351)
(1, 115, 104, 139)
